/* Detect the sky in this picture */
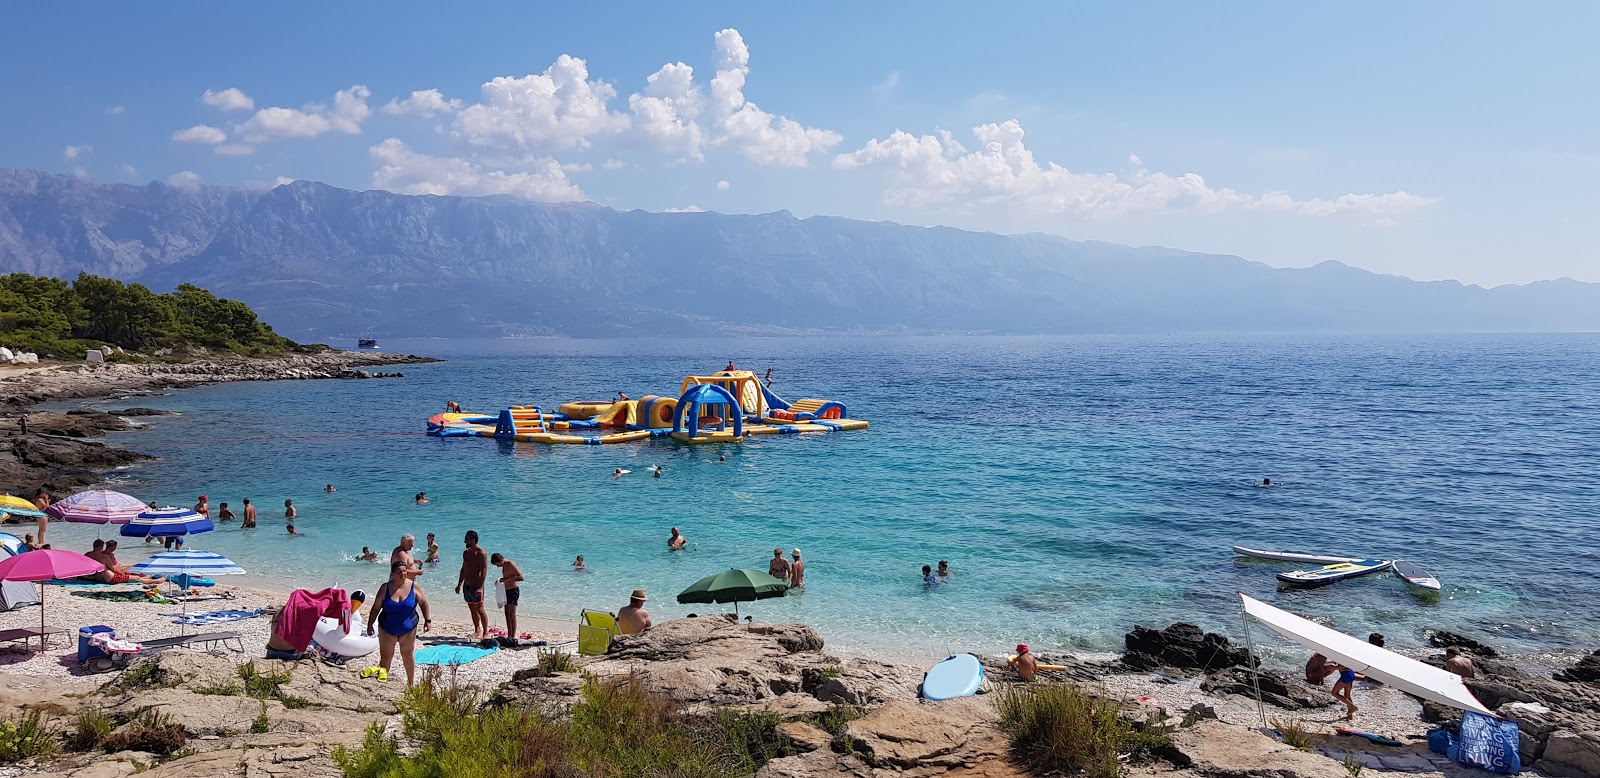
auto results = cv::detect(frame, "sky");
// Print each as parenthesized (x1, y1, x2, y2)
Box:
(2, 2, 1596, 286)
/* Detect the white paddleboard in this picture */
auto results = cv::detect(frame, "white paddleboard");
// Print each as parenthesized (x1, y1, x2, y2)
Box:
(921, 653, 984, 701)
(1233, 545, 1362, 566)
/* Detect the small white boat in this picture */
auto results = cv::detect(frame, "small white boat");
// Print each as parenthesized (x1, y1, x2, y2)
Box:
(1392, 560, 1441, 591)
(1233, 546, 1362, 566)
(1277, 559, 1393, 587)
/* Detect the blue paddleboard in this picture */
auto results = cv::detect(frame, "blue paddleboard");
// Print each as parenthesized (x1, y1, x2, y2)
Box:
(921, 653, 984, 701)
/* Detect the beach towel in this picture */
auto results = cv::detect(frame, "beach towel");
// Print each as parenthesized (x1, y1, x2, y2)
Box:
(162, 608, 263, 626)
(71, 590, 171, 604)
(280, 588, 351, 652)
(413, 643, 499, 666)
(87, 633, 141, 653)
(45, 579, 116, 587)
(1456, 711, 1521, 774)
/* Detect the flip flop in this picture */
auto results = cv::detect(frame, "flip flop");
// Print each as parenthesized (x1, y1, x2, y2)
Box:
(377, 668, 389, 683)
(359, 666, 379, 679)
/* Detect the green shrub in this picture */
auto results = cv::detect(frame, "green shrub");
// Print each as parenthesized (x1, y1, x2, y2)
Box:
(100, 710, 187, 756)
(811, 703, 862, 737)
(995, 682, 1171, 778)
(191, 683, 240, 696)
(250, 702, 270, 735)
(537, 647, 577, 675)
(1272, 717, 1313, 750)
(67, 709, 113, 751)
(117, 659, 173, 690)
(0, 710, 60, 763)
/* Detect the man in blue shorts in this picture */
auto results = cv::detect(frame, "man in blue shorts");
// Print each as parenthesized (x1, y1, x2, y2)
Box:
(455, 530, 489, 639)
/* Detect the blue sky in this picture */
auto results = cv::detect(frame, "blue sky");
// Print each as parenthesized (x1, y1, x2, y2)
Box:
(3, 2, 1596, 285)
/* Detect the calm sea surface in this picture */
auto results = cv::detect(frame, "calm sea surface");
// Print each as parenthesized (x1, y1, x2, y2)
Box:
(59, 335, 1600, 664)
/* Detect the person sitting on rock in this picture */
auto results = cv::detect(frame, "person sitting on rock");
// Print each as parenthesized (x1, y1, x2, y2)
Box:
(619, 588, 652, 635)
(1011, 643, 1039, 681)
(1444, 647, 1476, 679)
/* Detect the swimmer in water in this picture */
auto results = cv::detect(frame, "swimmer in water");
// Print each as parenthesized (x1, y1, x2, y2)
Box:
(1255, 477, 1275, 488)
(937, 560, 951, 578)
(415, 492, 429, 504)
(287, 524, 301, 536)
(325, 484, 336, 493)
(613, 468, 626, 477)
(357, 546, 379, 562)
(425, 533, 440, 564)
(718, 455, 725, 463)
(667, 527, 686, 550)
(922, 564, 940, 586)
(573, 555, 586, 570)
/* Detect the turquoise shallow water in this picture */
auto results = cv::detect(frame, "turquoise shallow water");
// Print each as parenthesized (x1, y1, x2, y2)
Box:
(54, 335, 1600, 663)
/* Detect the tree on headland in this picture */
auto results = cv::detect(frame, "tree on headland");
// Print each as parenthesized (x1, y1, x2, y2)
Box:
(0, 272, 296, 359)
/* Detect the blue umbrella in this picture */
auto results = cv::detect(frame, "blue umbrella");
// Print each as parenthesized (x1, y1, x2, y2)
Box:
(120, 508, 213, 539)
(129, 550, 245, 633)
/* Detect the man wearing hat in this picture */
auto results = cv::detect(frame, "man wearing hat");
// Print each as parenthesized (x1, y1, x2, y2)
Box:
(1011, 643, 1039, 680)
(619, 588, 652, 635)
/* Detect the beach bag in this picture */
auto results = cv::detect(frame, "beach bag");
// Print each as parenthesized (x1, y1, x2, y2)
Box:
(1428, 728, 1456, 756)
(494, 581, 507, 608)
(1455, 711, 1521, 774)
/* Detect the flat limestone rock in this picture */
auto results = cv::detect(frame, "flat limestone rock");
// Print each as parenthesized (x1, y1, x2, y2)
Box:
(841, 697, 1008, 769)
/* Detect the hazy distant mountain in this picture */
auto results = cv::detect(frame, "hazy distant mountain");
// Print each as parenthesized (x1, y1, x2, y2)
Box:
(1, 168, 1596, 339)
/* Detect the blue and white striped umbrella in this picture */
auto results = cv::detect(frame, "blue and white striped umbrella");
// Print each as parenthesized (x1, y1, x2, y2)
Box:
(128, 550, 245, 577)
(119, 507, 214, 538)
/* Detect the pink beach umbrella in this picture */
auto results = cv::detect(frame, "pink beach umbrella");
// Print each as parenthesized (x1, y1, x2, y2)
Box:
(46, 490, 148, 525)
(0, 549, 105, 653)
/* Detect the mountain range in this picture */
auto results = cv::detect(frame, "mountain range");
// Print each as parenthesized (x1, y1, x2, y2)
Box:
(1, 168, 1595, 340)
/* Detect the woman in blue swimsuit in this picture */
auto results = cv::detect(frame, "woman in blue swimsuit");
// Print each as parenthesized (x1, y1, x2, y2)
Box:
(1331, 664, 1360, 720)
(365, 560, 433, 686)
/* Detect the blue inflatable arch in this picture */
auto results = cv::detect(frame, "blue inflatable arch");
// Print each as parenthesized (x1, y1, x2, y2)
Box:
(673, 384, 744, 438)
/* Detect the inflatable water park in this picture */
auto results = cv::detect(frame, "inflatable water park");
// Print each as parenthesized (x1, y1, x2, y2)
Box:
(425, 370, 868, 445)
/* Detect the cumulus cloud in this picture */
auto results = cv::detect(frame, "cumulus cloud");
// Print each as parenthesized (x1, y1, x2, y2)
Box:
(117, 163, 137, 177)
(602, 159, 625, 170)
(272, 177, 296, 188)
(236, 85, 370, 142)
(663, 205, 704, 213)
(835, 120, 1438, 220)
(626, 62, 705, 160)
(202, 87, 254, 112)
(368, 138, 584, 201)
(167, 170, 202, 189)
(454, 55, 628, 152)
(708, 29, 840, 166)
(716, 179, 730, 191)
(63, 144, 91, 160)
(171, 124, 227, 145)
(383, 89, 463, 118)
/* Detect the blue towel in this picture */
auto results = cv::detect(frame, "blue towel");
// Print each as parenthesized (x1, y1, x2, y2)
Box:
(413, 643, 499, 666)
(163, 608, 263, 626)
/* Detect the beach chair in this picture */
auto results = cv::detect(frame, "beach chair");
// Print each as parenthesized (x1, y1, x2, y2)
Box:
(82, 630, 246, 673)
(0, 627, 65, 652)
(577, 610, 618, 656)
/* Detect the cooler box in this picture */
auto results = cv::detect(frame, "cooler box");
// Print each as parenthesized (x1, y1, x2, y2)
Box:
(78, 625, 115, 663)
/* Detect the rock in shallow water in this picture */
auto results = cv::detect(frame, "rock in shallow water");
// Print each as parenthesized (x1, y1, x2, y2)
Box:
(1123, 623, 1252, 672)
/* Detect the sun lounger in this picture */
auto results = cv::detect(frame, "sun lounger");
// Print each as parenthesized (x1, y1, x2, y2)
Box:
(0, 626, 65, 651)
(81, 630, 246, 673)
(577, 610, 618, 656)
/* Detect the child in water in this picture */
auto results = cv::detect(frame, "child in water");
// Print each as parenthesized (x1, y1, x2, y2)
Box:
(573, 555, 586, 570)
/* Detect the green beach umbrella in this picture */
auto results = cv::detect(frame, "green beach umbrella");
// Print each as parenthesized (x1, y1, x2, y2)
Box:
(676, 568, 790, 617)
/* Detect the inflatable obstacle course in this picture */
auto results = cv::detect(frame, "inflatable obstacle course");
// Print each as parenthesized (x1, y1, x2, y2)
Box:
(425, 370, 867, 446)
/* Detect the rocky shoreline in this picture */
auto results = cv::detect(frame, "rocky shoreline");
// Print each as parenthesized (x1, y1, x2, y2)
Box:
(3, 590, 1595, 778)
(0, 351, 437, 494)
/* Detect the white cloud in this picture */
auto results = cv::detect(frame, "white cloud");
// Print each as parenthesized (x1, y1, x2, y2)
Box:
(171, 124, 227, 145)
(626, 62, 704, 160)
(214, 144, 256, 156)
(454, 55, 629, 152)
(272, 176, 296, 188)
(72, 167, 88, 179)
(716, 179, 730, 191)
(873, 71, 901, 96)
(105, 105, 125, 116)
(835, 120, 1438, 220)
(117, 163, 137, 177)
(63, 144, 91, 161)
(167, 170, 202, 189)
(237, 85, 370, 142)
(601, 159, 625, 170)
(383, 89, 463, 118)
(368, 138, 584, 202)
(1128, 153, 1143, 167)
(663, 205, 704, 213)
(202, 87, 254, 112)
(709, 29, 841, 166)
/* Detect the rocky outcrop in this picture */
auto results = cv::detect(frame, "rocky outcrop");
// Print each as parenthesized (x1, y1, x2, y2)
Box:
(1122, 623, 1251, 673)
(1200, 667, 1337, 710)
(0, 427, 154, 495)
(1460, 649, 1600, 777)
(1425, 629, 1501, 658)
(1557, 651, 1600, 684)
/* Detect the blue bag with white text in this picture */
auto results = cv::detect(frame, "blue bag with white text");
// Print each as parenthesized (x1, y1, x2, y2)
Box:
(1455, 711, 1520, 775)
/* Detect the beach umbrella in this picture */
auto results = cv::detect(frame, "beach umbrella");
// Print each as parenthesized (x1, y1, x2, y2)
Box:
(0, 495, 46, 521)
(129, 550, 246, 633)
(0, 549, 104, 653)
(120, 508, 213, 539)
(676, 568, 790, 617)
(47, 490, 148, 525)
(0, 533, 22, 557)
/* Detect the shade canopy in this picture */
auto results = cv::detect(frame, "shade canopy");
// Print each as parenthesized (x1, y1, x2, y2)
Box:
(1240, 594, 1492, 715)
(0, 549, 104, 582)
(677, 568, 790, 606)
(0, 533, 23, 558)
(0, 495, 46, 519)
(129, 550, 245, 577)
(47, 490, 148, 525)
(120, 508, 213, 538)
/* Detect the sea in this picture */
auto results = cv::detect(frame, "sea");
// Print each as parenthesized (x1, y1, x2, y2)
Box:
(53, 334, 1600, 666)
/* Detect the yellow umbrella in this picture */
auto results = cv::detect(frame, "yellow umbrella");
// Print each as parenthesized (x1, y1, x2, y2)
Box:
(0, 495, 45, 519)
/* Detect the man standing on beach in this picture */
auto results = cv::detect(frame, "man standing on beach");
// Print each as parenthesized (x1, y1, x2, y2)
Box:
(456, 530, 489, 639)
(392, 534, 418, 573)
(619, 588, 651, 635)
(241, 498, 256, 528)
(491, 552, 524, 641)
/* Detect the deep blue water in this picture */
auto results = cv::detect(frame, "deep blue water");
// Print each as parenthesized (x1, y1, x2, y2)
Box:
(55, 335, 1600, 663)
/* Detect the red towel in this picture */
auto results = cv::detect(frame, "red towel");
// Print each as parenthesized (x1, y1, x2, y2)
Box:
(278, 587, 350, 652)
